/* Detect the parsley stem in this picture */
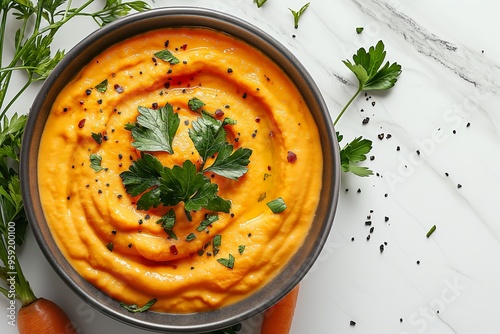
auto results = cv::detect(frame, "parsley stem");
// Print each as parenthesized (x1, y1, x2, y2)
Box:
(333, 85, 362, 126)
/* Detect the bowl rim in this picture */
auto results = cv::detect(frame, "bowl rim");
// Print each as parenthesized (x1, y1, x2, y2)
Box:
(20, 6, 340, 333)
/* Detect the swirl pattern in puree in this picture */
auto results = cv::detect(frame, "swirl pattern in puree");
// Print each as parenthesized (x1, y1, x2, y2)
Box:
(38, 27, 323, 313)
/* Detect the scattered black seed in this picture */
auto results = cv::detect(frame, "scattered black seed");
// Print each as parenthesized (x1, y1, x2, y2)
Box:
(350, 321, 356, 326)
(362, 117, 370, 124)
(365, 221, 372, 226)
(227, 68, 233, 73)
(98, 189, 102, 194)
(357, 188, 361, 193)
(466, 122, 471, 127)
(386, 134, 392, 139)
(97, 99, 102, 104)
(417, 260, 420, 265)
(457, 184, 462, 188)
(452, 129, 456, 134)
(145, 214, 150, 220)
(370, 155, 375, 161)
(396, 146, 400, 151)
(128, 243, 132, 248)
(400, 318, 403, 323)
(385, 216, 389, 222)
(384, 193, 388, 197)
(380, 244, 385, 252)
(445, 172, 449, 177)
(67, 196, 70, 200)
(366, 235, 371, 241)
(351, 237, 355, 241)
(378, 133, 384, 140)
(138, 219, 143, 225)
(370, 227, 374, 233)
(372, 101, 376, 106)
(85, 89, 92, 96)
(117, 194, 122, 199)
(416, 150, 420, 155)
(111, 230, 117, 235)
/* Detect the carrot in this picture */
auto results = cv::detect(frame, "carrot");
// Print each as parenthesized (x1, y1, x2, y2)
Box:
(261, 284, 300, 334)
(18, 298, 77, 334)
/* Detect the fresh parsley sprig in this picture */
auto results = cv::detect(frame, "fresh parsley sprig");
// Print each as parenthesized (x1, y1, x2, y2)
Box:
(120, 101, 252, 219)
(336, 40, 402, 176)
(0, 0, 150, 119)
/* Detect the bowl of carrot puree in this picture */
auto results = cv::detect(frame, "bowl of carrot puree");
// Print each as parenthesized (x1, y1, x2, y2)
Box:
(21, 7, 340, 332)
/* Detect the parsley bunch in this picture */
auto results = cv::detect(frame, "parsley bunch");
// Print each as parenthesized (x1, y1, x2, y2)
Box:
(336, 40, 402, 176)
(0, 0, 150, 118)
(120, 100, 252, 220)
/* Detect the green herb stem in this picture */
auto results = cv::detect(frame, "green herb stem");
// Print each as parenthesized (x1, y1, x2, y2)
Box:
(333, 85, 362, 126)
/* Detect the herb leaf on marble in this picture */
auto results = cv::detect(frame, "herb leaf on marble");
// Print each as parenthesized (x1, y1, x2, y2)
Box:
(335, 40, 402, 176)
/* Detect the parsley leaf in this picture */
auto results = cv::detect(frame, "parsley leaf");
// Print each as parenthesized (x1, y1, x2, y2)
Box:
(289, 2, 310, 29)
(338, 134, 373, 177)
(120, 298, 157, 313)
(154, 50, 180, 64)
(217, 254, 235, 269)
(255, 0, 268, 8)
(91, 132, 103, 144)
(89, 153, 104, 172)
(189, 112, 227, 168)
(157, 209, 177, 240)
(119, 153, 163, 197)
(129, 104, 180, 153)
(188, 97, 206, 112)
(204, 143, 252, 180)
(267, 197, 287, 214)
(95, 79, 108, 93)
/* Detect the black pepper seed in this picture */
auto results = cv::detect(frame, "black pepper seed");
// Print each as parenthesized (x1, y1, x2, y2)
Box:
(362, 117, 370, 124)
(378, 133, 384, 140)
(227, 68, 233, 73)
(417, 260, 420, 265)
(365, 221, 372, 226)
(372, 101, 376, 106)
(385, 216, 389, 222)
(370, 155, 375, 161)
(380, 244, 385, 252)
(370, 227, 374, 233)
(350, 321, 356, 326)
(396, 146, 401, 151)
(366, 235, 371, 241)
(416, 150, 421, 155)
(386, 134, 392, 139)
(85, 89, 92, 96)
(457, 184, 462, 188)
(357, 188, 361, 193)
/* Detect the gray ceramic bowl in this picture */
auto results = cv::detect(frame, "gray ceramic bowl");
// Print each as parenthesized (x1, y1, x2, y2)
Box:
(20, 6, 340, 333)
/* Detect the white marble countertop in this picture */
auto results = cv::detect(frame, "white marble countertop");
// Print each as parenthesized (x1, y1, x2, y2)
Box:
(2, 0, 500, 333)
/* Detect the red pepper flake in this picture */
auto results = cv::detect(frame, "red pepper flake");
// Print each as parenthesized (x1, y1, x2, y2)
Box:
(181, 43, 188, 50)
(78, 119, 86, 128)
(267, 165, 272, 171)
(170, 245, 178, 255)
(114, 84, 124, 93)
(287, 151, 297, 163)
(215, 109, 224, 117)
